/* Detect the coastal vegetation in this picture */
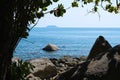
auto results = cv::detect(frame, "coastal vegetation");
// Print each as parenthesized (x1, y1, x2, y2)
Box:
(0, 0, 120, 80)
(11, 60, 35, 80)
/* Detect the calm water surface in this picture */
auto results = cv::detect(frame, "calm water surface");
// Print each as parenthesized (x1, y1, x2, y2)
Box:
(14, 27, 120, 60)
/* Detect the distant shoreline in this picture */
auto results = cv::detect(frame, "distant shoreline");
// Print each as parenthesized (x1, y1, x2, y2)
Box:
(45, 25, 58, 28)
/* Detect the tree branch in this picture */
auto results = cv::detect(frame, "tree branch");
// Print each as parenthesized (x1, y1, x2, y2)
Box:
(100, 1, 107, 11)
(29, 19, 39, 31)
(85, 9, 101, 21)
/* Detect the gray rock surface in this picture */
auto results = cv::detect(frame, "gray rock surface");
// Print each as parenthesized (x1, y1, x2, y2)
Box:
(87, 35, 112, 60)
(85, 44, 120, 80)
(29, 58, 57, 79)
(42, 44, 59, 51)
(56, 36, 120, 80)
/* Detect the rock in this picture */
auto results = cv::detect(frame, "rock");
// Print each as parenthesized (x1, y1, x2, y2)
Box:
(56, 64, 83, 80)
(59, 56, 79, 67)
(29, 77, 41, 80)
(85, 44, 120, 80)
(79, 55, 87, 61)
(49, 56, 87, 76)
(27, 74, 41, 80)
(86, 53, 109, 76)
(42, 44, 59, 51)
(50, 58, 58, 65)
(60, 56, 74, 63)
(56, 44, 120, 80)
(56, 36, 119, 80)
(87, 35, 112, 60)
(29, 58, 57, 79)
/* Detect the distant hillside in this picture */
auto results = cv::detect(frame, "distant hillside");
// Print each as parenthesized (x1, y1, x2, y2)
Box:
(46, 25, 58, 28)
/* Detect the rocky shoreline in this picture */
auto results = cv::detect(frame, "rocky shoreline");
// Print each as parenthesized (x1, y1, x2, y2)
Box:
(26, 55, 87, 80)
(13, 36, 120, 80)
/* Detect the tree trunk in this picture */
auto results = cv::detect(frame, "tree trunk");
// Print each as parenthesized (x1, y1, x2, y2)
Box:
(0, 0, 18, 80)
(0, 0, 32, 79)
(0, 21, 20, 80)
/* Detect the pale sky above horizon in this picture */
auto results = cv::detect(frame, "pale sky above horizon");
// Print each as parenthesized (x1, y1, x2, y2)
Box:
(35, 1, 120, 28)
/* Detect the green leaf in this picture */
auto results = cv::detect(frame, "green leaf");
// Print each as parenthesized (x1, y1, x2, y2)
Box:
(84, 1, 87, 4)
(88, 0, 93, 3)
(36, 12, 44, 18)
(106, 4, 111, 10)
(39, 0, 52, 8)
(54, 4, 66, 17)
(53, 0, 59, 2)
(107, 0, 111, 3)
(108, 6, 114, 13)
(114, 7, 118, 14)
(42, 7, 47, 11)
(72, 2, 79, 7)
(95, 0, 100, 6)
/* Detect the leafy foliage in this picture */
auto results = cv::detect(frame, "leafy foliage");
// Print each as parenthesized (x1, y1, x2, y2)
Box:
(53, 4, 66, 17)
(36, 12, 44, 18)
(72, 1, 79, 7)
(11, 60, 35, 80)
(10, 0, 120, 38)
(53, 0, 59, 2)
(81, 0, 120, 13)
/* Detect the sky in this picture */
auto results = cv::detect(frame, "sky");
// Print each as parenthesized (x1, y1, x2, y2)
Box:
(35, 1, 120, 28)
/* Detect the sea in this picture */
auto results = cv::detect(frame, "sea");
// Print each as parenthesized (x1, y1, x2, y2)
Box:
(14, 27, 120, 60)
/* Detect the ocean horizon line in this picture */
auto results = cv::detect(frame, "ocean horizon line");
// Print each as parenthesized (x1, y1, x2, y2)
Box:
(34, 26, 120, 28)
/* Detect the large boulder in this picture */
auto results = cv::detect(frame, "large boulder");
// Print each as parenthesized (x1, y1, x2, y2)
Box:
(85, 44, 120, 80)
(42, 44, 59, 51)
(56, 35, 120, 80)
(29, 58, 57, 79)
(56, 45, 120, 80)
(87, 35, 112, 60)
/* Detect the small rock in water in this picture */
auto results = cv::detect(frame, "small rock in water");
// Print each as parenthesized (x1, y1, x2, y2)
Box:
(42, 43, 59, 51)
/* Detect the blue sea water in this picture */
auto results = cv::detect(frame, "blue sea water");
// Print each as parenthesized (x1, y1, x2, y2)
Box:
(14, 27, 120, 60)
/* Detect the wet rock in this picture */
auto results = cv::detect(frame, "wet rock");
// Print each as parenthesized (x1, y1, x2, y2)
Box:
(42, 44, 59, 51)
